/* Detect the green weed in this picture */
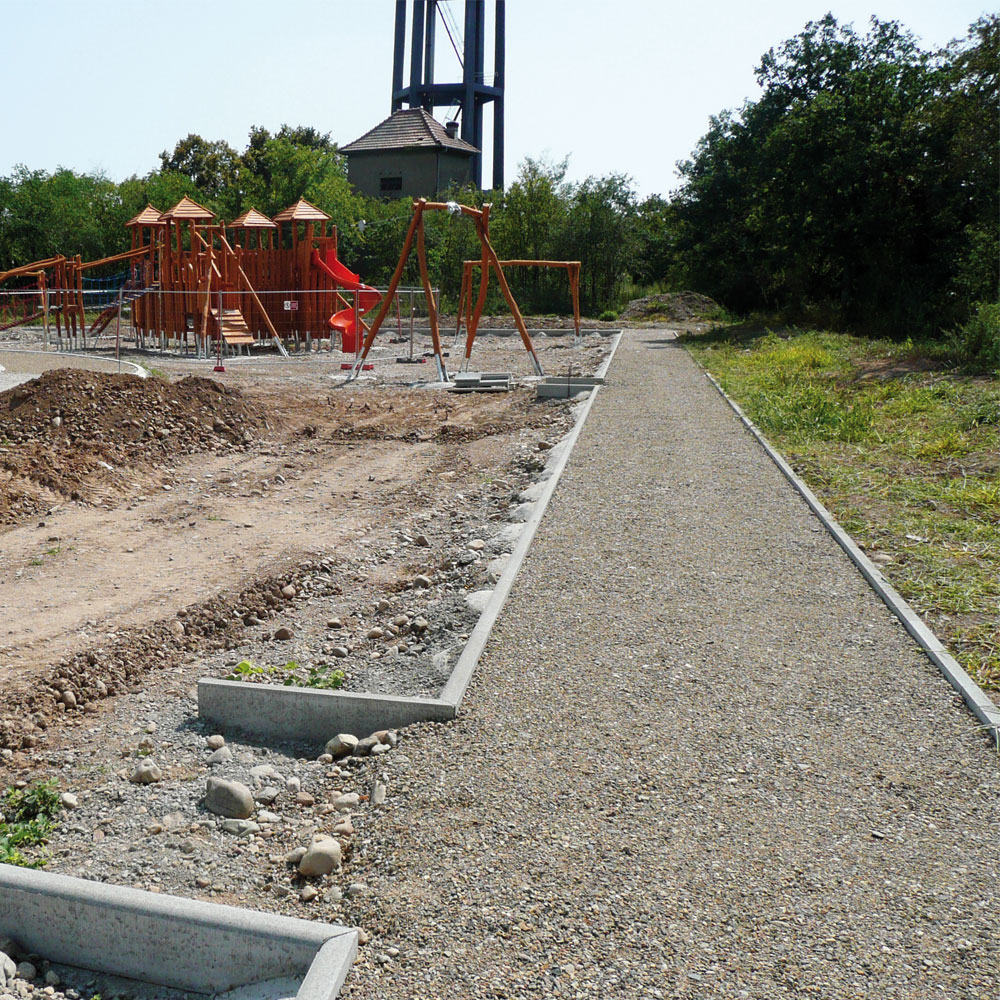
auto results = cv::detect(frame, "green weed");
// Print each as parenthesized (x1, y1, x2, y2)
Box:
(0, 780, 62, 868)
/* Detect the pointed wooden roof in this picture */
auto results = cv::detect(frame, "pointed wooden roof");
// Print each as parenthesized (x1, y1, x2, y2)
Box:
(272, 198, 331, 223)
(229, 207, 278, 229)
(161, 195, 216, 221)
(341, 108, 478, 155)
(126, 204, 164, 227)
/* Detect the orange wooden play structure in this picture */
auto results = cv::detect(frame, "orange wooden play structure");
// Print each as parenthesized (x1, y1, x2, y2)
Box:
(350, 198, 544, 380)
(0, 196, 380, 356)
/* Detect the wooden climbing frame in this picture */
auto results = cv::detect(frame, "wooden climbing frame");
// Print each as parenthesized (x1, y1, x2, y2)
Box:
(456, 258, 582, 369)
(350, 199, 543, 381)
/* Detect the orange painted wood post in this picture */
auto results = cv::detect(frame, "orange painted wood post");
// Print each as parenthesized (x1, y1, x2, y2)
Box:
(353, 201, 424, 370)
(415, 211, 446, 380)
(481, 235, 542, 374)
(466, 227, 491, 367)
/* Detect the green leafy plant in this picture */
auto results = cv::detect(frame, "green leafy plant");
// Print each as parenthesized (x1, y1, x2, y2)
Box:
(226, 659, 277, 680)
(282, 662, 345, 691)
(0, 780, 63, 868)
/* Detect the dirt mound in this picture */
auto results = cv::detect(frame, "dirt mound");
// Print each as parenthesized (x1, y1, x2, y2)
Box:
(619, 291, 721, 323)
(0, 369, 264, 525)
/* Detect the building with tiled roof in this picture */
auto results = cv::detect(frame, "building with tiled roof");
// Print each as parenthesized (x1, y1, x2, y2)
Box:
(340, 108, 479, 199)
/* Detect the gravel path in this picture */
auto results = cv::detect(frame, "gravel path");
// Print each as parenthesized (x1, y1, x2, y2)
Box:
(342, 330, 1000, 998)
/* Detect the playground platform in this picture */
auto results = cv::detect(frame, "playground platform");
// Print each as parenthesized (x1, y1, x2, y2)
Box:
(340, 329, 1000, 998)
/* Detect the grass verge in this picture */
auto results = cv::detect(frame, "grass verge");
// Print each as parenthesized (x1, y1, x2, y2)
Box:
(682, 325, 1000, 693)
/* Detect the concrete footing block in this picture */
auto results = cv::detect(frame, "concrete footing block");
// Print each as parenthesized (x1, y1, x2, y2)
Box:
(0, 866, 357, 998)
(198, 679, 455, 746)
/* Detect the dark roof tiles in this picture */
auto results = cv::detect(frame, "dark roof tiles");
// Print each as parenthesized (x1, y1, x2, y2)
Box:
(341, 108, 478, 155)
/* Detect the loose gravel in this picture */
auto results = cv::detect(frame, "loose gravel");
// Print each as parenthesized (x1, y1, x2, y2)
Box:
(340, 330, 1000, 998)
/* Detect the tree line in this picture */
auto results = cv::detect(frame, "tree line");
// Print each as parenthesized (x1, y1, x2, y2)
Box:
(0, 14, 995, 336)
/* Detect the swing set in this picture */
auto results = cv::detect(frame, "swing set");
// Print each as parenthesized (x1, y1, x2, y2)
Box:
(349, 198, 553, 381)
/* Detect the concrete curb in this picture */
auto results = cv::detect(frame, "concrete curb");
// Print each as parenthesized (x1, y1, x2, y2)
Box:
(0, 348, 147, 379)
(198, 331, 626, 744)
(0, 865, 357, 997)
(699, 366, 1000, 744)
(439, 330, 624, 706)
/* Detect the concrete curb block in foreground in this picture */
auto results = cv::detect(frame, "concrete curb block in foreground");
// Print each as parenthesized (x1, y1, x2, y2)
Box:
(701, 368, 1000, 744)
(0, 865, 357, 998)
(198, 331, 625, 744)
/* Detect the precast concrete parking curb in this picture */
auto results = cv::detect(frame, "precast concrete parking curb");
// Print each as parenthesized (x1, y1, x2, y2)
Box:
(198, 331, 625, 744)
(699, 365, 1000, 745)
(0, 348, 148, 379)
(0, 865, 357, 998)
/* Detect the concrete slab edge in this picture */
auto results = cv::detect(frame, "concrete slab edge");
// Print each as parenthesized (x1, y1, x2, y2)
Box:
(197, 331, 625, 741)
(439, 330, 625, 706)
(0, 865, 357, 997)
(700, 367, 1000, 743)
(198, 678, 455, 744)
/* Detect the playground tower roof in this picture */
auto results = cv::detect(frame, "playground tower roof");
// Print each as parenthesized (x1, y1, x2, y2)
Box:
(161, 196, 215, 221)
(271, 198, 331, 223)
(126, 204, 165, 227)
(229, 208, 278, 229)
(341, 108, 479, 155)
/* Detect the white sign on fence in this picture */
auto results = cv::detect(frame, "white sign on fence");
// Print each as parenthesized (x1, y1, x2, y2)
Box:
(283, 301, 298, 311)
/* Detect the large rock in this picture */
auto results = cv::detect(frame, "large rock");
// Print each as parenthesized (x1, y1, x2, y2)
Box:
(298, 836, 341, 877)
(0, 951, 17, 989)
(324, 734, 358, 759)
(204, 777, 254, 819)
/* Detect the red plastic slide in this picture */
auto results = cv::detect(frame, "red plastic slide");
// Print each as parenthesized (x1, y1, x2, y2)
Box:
(310, 248, 381, 353)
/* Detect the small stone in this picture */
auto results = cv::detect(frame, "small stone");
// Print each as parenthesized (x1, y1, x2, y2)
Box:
(352, 736, 380, 757)
(413, 574, 432, 588)
(334, 792, 360, 810)
(206, 735, 225, 750)
(257, 810, 280, 824)
(169, 620, 185, 637)
(60, 792, 79, 810)
(221, 819, 260, 837)
(129, 760, 162, 784)
(326, 618, 343, 630)
(333, 817, 354, 836)
(372, 783, 387, 806)
(298, 837, 341, 876)
(180, 838, 198, 854)
(95, 679, 108, 697)
(15, 964, 36, 983)
(144, 721, 157, 733)
(346, 883, 365, 898)
(255, 785, 280, 805)
(286, 776, 301, 794)
(411, 617, 429, 634)
(44, 973, 59, 988)
(468, 538, 486, 550)
(317, 753, 334, 764)
(60, 690, 77, 709)
(272, 884, 291, 899)
(204, 777, 254, 819)
(273, 625, 294, 641)
(324, 734, 359, 758)
(357, 928, 370, 945)
(300, 885, 320, 902)
(280, 584, 296, 598)
(414, 534, 430, 547)
(331, 646, 349, 658)
(295, 791, 315, 807)
(0, 952, 15, 987)
(161, 811, 187, 831)
(206, 746, 233, 765)
(249, 764, 275, 779)
(366, 627, 385, 640)
(195, 876, 211, 888)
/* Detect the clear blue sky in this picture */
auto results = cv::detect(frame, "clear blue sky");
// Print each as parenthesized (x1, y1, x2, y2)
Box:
(0, 0, 989, 198)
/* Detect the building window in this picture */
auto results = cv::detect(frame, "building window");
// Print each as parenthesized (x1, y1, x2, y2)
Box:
(380, 176, 403, 194)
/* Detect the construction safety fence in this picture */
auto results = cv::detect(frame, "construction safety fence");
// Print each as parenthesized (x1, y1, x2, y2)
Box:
(0, 286, 441, 360)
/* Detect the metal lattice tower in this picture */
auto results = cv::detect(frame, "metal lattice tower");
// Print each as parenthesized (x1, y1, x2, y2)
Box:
(391, 0, 505, 190)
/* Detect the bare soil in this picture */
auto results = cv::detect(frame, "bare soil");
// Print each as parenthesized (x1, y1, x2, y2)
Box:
(0, 332, 612, 753)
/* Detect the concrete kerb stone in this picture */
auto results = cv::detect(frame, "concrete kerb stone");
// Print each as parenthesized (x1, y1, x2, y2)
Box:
(196, 331, 625, 742)
(0, 865, 357, 998)
(700, 367, 1000, 745)
(439, 330, 625, 707)
(0, 348, 148, 380)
